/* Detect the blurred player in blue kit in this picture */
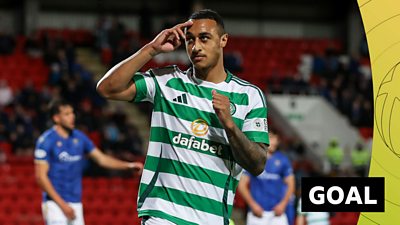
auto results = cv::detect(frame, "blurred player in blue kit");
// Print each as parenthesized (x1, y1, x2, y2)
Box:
(238, 130, 295, 225)
(34, 100, 143, 225)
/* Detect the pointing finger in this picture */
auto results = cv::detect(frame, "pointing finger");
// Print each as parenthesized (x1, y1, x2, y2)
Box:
(176, 20, 193, 29)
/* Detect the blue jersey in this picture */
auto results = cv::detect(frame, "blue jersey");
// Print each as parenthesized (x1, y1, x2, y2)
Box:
(244, 151, 293, 211)
(34, 128, 95, 203)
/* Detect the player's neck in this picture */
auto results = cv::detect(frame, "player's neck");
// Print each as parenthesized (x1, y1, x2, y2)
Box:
(194, 60, 226, 83)
(54, 125, 71, 138)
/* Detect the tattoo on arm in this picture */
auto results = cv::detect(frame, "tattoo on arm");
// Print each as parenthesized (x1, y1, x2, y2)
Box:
(226, 126, 267, 176)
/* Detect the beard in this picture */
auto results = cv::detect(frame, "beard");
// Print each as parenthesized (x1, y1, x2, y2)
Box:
(60, 123, 74, 134)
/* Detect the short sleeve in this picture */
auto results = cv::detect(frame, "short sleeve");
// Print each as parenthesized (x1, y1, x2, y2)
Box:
(281, 156, 294, 178)
(242, 88, 269, 145)
(132, 71, 156, 103)
(81, 133, 95, 154)
(34, 135, 52, 162)
(242, 170, 251, 177)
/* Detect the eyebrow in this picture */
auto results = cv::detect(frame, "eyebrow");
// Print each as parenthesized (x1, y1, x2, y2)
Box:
(185, 31, 212, 37)
(199, 32, 212, 36)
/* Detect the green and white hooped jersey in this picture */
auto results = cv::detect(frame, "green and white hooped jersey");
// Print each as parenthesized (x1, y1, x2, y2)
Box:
(133, 66, 269, 225)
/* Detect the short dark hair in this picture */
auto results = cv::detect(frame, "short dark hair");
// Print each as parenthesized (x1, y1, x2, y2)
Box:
(189, 9, 225, 35)
(48, 99, 72, 117)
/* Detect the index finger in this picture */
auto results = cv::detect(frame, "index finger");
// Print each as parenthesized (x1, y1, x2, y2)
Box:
(175, 20, 193, 29)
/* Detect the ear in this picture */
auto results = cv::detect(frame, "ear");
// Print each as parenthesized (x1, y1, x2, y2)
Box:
(220, 33, 228, 48)
(52, 115, 59, 124)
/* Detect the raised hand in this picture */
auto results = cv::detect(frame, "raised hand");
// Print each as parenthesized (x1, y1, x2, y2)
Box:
(149, 20, 193, 56)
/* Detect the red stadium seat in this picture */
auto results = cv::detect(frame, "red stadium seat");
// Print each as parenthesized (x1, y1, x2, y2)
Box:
(0, 142, 12, 156)
(101, 48, 113, 65)
(88, 131, 102, 147)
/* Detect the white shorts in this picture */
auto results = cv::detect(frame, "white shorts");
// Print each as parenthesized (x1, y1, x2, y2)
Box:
(141, 216, 177, 225)
(42, 200, 85, 225)
(246, 211, 289, 225)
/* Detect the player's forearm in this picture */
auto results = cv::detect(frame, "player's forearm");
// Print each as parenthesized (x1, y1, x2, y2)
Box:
(225, 124, 267, 176)
(280, 190, 291, 208)
(97, 155, 132, 170)
(36, 175, 67, 207)
(238, 183, 258, 208)
(281, 175, 295, 206)
(96, 44, 156, 98)
(242, 193, 259, 209)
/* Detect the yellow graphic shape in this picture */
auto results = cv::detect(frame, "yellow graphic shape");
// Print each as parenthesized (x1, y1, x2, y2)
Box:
(191, 119, 209, 136)
(358, 0, 400, 224)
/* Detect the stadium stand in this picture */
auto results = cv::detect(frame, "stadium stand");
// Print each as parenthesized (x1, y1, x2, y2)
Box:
(0, 159, 143, 225)
(0, 1, 370, 222)
(0, 28, 368, 224)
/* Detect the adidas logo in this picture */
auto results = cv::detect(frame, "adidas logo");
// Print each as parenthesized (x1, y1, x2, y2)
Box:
(173, 94, 188, 104)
